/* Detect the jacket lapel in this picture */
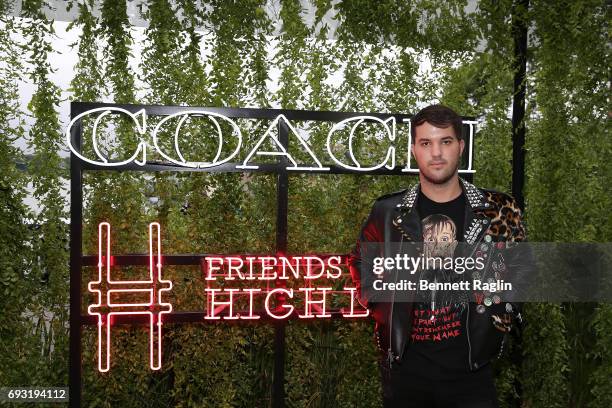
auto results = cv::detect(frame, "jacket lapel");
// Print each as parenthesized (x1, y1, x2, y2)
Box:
(459, 177, 492, 245)
(393, 177, 492, 245)
(392, 183, 421, 241)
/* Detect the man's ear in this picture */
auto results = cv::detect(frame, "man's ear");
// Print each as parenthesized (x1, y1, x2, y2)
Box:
(459, 138, 465, 156)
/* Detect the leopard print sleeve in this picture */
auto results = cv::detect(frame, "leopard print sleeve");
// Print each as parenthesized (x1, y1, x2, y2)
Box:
(482, 190, 527, 243)
(506, 197, 526, 243)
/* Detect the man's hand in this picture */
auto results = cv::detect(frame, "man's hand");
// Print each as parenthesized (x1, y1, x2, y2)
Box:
(492, 313, 513, 333)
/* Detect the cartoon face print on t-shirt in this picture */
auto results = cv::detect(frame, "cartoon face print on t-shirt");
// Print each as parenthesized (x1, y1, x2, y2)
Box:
(422, 214, 458, 259)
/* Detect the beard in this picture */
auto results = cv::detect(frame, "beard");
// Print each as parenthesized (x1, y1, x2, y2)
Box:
(420, 155, 461, 185)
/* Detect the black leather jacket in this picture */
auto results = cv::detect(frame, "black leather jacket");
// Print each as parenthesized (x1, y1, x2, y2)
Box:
(348, 177, 531, 373)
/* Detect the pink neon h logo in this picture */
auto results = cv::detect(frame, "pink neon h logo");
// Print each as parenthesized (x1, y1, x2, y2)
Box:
(88, 222, 173, 372)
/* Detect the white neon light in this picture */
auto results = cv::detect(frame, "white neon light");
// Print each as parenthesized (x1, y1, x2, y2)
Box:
(237, 114, 329, 171)
(244, 256, 257, 280)
(401, 118, 477, 173)
(303, 256, 326, 279)
(341, 288, 370, 317)
(299, 287, 332, 318)
(107, 288, 153, 307)
(278, 256, 300, 280)
(326, 116, 396, 171)
(149, 222, 173, 370)
(240, 288, 262, 320)
(87, 222, 172, 372)
(172, 114, 225, 165)
(203, 256, 347, 281)
(259, 256, 278, 280)
(347, 118, 363, 167)
(91, 110, 110, 164)
(65, 107, 147, 167)
(464, 120, 477, 172)
(204, 256, 224, 281)
(225, 256, 245, 280)
(326, 256, 343, 279)
(87, 222, 109, 371)
(205, 288, 240, 320)
(154, 110, 243, 168)
(67, 108, 480, 175)
(264, 288, 294, 319)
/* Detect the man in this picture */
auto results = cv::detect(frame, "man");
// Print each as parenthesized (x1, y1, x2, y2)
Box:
(348, 105, 529, 407)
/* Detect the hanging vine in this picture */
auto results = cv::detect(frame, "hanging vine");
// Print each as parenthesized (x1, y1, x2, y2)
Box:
(20, 0, 69, 387)
(524, 1, 610, 408)
(0, 0, 38, 388)
(0, 1, 609, 406)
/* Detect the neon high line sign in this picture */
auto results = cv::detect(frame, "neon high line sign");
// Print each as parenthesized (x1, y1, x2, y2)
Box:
(66, 108, 477, 173)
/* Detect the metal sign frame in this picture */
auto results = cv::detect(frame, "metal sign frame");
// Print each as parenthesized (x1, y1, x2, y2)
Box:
(69, 102, 476, 407)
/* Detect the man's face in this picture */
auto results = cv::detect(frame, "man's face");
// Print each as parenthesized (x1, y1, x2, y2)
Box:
(412, 122, 464, 184)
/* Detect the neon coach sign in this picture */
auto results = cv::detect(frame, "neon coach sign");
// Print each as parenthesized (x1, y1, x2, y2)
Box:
(69, 103, 477, 407)
(65, 107, 477, 173)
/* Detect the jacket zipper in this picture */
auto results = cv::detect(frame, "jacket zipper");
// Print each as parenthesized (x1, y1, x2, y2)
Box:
(431, 276, 436, 315)
(465, 217, 493, 371)
(387, 235, 403, 368)
(466, 301, 473, 369)
(465, 221, 483, 370)
(466, 226, 486, 371)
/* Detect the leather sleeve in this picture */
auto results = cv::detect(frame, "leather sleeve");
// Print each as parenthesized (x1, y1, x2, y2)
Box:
(347, 201, 384, 310)
(504, 197, 534, 324)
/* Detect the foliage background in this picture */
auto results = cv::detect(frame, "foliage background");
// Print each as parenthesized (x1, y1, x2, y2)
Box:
(0, 0, 609, 407)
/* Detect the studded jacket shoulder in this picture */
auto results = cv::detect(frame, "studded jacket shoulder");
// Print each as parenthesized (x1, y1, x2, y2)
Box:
(348, 177, 534, 372)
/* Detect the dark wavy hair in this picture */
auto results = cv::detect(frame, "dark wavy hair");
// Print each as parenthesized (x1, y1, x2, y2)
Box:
(410, 104, 463, 143)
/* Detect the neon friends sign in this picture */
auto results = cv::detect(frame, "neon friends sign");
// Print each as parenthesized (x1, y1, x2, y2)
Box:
(88, 223, 368, 371)
(66, 108, 477, 173)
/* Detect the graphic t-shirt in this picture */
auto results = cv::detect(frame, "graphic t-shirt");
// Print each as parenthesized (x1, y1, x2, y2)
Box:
(403, 188, 470, 375)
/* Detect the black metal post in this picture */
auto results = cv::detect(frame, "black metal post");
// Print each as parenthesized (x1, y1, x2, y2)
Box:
(272, 119, 290, 408)
(511, 0, 529, 211)
(510, 3, 529, 402)
(69, 103, 83, 408)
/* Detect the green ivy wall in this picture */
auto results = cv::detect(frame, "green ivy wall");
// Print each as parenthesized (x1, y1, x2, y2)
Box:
(0, 0, 609, 407)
